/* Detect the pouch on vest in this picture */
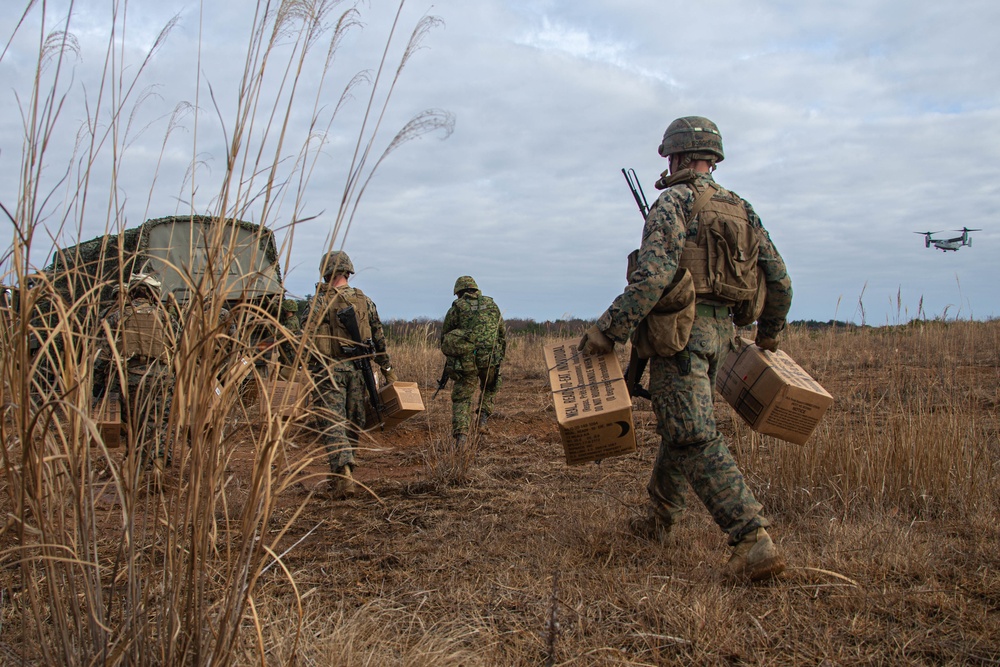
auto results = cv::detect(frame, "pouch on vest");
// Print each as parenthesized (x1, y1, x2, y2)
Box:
(704, 217, 760, 303)
(441, 328, 475, 358)
(732, 265, 767, 327)
(120, 307, 168, 362)
(631, 268, 696, 359)
(315, 322, 335, 357)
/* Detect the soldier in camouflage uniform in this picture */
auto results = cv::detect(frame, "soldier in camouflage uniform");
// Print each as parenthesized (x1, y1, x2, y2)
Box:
(309, 251, 395, 498)
(94, 273, 180, 469)
(579, 117, 793, 582)
(441, 276, 506, 446)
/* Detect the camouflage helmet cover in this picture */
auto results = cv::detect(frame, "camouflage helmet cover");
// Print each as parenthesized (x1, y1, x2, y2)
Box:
(126, 272, 162, 294)
(281, 298, 298, 313)
(320, 250, 354, 278)
(658, 116, 725, 162)
(453, 275, 479, 295)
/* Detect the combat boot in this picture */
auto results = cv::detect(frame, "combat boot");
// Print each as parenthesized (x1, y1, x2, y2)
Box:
(327, 465, 356, 499)
(725, 527, 785, 582)
(477, 412, 490, 434)
(628, 510, 673, 544)
(337, 465, 356, 498)
(454, 434, 468, 448)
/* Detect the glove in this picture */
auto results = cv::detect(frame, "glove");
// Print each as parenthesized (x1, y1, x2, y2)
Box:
(755, 334, 779, 352)
(383, 367, 399, 384)
(578, 325, 615, 356)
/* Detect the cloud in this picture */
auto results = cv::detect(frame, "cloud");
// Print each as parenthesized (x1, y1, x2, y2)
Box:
(2, 0, 998, 325)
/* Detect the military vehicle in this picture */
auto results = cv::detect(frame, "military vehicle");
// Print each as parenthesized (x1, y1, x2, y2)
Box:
(18, 214, 286, 371)
(45, 215, 284, 308)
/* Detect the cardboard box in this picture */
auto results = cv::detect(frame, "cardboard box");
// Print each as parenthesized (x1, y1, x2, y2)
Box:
(717, 338, 833, 445)
(371, 381, 425, 429)
(543, 340, 637, 465)
(264, 379, 310, 419)
(91, 395, 122, 448)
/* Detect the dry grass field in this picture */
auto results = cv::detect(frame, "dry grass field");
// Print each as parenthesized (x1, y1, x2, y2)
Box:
(4, 318, 996, 665)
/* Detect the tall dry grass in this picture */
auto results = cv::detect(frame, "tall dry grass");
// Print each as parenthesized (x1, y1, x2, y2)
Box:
(0, 1, 449, 665)
(731, 320, 1000, 522)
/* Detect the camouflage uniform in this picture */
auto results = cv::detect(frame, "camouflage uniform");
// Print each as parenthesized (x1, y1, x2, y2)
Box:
(441, 279, 506, 437)
(596, 170, 792, 546)
(310, 283, 391, 473)
(94, 286, 180, 465)
(278, 299, 301, 369)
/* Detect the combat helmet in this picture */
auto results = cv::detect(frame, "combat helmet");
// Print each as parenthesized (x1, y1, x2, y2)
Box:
(126, 272, 162, 295)
(658, 116, 725, 162)
(453, 275, 479, 295)
(281, 298, 298, 313)
(319, 250, 354, 279)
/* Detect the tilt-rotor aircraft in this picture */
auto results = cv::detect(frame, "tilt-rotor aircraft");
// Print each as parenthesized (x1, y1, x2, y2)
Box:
(914, 227, 981, 252)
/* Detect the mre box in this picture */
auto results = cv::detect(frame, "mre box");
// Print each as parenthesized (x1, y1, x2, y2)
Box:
(264, 379, 310, 419)
(717, 338, 833, 445)
(543, 340, 637, 465)
(374, 381, 425, 429)
(91, 394, 122, 448)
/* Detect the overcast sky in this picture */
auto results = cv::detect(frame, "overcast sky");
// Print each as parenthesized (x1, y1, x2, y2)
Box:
(2, 0, 998, 325)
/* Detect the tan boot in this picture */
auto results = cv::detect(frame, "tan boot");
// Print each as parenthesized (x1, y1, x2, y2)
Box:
(725, 527, 785, 582)
(335, 466, 355, 498)
(628, 511, 673, 544)
(326, 465, 355, 499)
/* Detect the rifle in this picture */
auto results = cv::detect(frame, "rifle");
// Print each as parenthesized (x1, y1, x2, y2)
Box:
(433, 365, 449, 399)
(622, 168, 651, 400)
(336, 305, 384, 428)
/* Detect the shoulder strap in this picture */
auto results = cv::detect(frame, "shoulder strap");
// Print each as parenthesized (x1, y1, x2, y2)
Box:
(689, 182, 718, 222)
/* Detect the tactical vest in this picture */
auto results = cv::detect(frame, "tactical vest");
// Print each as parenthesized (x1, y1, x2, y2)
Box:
(676, 179, 760, 305)
(313, 284, 372, 358)
(119, 302, 169, 362)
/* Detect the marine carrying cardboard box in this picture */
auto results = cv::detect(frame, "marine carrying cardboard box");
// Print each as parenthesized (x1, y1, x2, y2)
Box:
(543, 340, 637, 465)
(717, 337, 833, 445)
(372, 381, 425, 429)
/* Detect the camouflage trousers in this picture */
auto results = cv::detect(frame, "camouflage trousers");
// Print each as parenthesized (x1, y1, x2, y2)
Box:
(312, 362, 366, 472)
(451, 363, 501, 437)
(646, 316, 768, 545)
(120, 365, 173, 465)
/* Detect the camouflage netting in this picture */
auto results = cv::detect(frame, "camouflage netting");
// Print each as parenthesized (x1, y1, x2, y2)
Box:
(43, 216, 283, 307)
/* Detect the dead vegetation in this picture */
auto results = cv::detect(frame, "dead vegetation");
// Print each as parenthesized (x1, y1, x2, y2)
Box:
(46, 318, 986, 667)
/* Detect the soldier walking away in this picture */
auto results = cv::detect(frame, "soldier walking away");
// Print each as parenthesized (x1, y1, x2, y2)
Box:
(440, 276, 506, 447)
(309, 250, 396, 498)
(94, 273, 180, 476)
(578, 116, 793, 582)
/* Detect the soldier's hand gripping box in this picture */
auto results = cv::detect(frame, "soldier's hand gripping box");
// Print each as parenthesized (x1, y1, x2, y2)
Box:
(716, 338, 833, 445)
(373, 381, 425, 429)
(543, 340, 637, 465)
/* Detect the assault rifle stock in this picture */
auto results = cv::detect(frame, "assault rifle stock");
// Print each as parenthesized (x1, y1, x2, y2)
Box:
(622, 168, 651, 400)
(336, 305, 384, 428)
